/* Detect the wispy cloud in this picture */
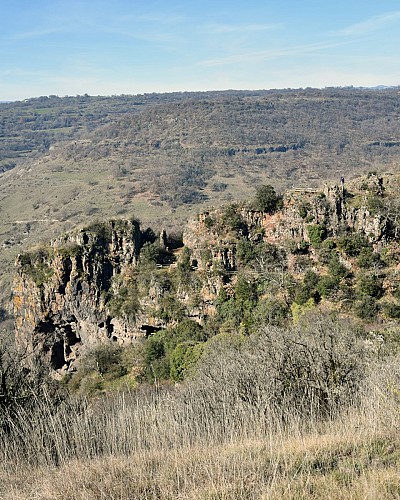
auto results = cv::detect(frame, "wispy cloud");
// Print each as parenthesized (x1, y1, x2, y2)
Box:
(8, 27, 66, 41)
(204, 23, 282, 35)
(198, 40, 350, 67)
(104, 27, 178, 44)
(335, 11, 400, 36)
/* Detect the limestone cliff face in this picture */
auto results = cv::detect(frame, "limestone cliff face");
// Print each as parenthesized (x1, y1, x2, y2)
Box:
(13, 220, 142, 374)
(13, 176, 392, 376)
(183, 177, 391, 273)
(13, 218, 221, 376)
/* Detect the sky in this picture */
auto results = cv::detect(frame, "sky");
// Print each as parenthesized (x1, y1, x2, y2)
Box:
(1, 0, 400, 101)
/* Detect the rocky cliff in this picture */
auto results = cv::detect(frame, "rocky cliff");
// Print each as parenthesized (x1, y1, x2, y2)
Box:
(183, 174, 392, 273)
(13, 219, 144, 374)
(13, 174, 397, 377)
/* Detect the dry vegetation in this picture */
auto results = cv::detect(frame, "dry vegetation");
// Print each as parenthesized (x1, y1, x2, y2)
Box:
(2, 316, 400, 498)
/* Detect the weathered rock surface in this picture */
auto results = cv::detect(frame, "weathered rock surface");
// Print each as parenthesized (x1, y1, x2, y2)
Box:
(14, 219, 143, 375)
(13, 175, 393, 376)
(184, 175, 391, 273)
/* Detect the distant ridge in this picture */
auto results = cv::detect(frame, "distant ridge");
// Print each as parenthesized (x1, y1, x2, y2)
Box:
(365, 85, 399, 90)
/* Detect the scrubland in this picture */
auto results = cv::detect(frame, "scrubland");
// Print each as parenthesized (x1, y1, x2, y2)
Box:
(1, 316, 400, 499)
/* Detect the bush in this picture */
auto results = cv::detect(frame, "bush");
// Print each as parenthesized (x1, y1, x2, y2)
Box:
(142, 336, 170, 382)
(338, 233, 371, 257)
(253, 185, 281, 214)
(194, 314, 366, 419)
(357, 247, 382, 269)
(139, 242, 173, 267)
(307, 224, 327, 248)
(251, 298, 289, 327)
(18, 248, 54, 287)
(170, 341, 204, 381)
(221, 204, 247, 233)
(328, 254, 348, 278)
(295, 270, 321, 304)
(108, 284, 140, 321)
(236, 238, 257, 266)
(298, 202, 312, 220)
(354, 296, 380, 321)
(141, 320, 207, 383)
(356, 273, 383, 300)
(67, 343, 130, 394)
(382, 302, 400, 319)
(317, 275, 340, 299)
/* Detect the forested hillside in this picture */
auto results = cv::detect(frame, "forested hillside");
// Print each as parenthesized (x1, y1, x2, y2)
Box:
(0, 88, 399, 314)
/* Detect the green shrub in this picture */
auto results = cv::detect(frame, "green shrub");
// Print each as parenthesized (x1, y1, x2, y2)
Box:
(163, 319, 207, 352)
(367, 194, 385, 214)
(203, 215, 215, 229)
(292, 240, 310, 255)
(85, 222, 112, 244)
(354, 296, 380, 321)
(356, 273, 383, 300)
(253, 185, 282, 214)
(295, 270, 320, 305)
(357, 247, 382, 269)
(382, 302, 400, 319)
(139, 242, 173, 267)
(338, 233, 371, 257)
(298, 202, 312, 220)
(236, 238, 257, 266)
(141, 320, 207, 383)
(328, 255, 348, 278)
(108, 284, 140, 321)
(304, 270, 319, 289)
(317, 239, 336, 264)
(307, 224, 327, 248)
(290, 298, 316, 324)
(158, 294, 186, 322)
(251, 298, 289, 327)
(221, 204, 247, 233)
(67, 343, 130, 394)
(317, 275, 340, 299)
(19, 248, 54, 287)
(177, 246, 191, 274)
(170, 341, 204, 381)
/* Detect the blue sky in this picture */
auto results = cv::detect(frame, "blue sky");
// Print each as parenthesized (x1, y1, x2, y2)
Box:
(1, 0, 399, 100)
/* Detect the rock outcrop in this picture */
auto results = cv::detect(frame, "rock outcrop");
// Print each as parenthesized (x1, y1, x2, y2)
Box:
(14, 219, 143, 375)
(13, 175, 394, 377)
(184, 175, 391, 273)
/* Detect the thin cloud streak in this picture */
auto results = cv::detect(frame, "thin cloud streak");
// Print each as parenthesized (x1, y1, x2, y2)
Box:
(7, 27, 67, 41)
(335, 11, 400, 36)
(204, 23, 283, 34)
(105, 27, 178, 44)
(198, 40, 351, 67)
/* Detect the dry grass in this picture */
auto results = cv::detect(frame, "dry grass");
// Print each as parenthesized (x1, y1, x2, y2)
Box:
(1, 421, 400, 499)
(1, 336, 400, 498)
(0, 323, 400, 500)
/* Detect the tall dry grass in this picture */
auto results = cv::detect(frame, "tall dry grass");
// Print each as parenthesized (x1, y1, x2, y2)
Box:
(1, 320, 400, 498)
